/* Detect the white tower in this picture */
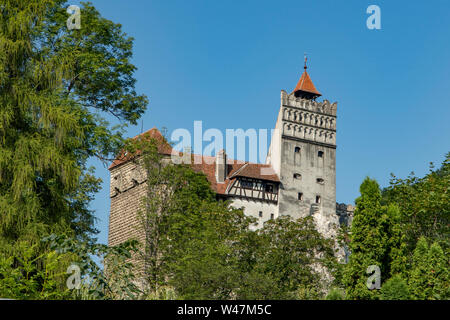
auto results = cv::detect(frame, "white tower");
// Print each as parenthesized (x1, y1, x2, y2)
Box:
(266, 59, 339, 238)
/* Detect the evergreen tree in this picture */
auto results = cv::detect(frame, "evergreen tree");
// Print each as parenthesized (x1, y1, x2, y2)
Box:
(409, 237, 449, 300)
(380, 274, 410, 300)
(343, 178, 389, 299)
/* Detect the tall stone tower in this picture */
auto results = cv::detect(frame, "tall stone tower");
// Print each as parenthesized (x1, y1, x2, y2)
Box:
(266, 59, 339, 237)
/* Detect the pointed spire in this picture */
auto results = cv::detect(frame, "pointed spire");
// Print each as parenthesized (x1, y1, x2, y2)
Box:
(292, 54, 321, 100)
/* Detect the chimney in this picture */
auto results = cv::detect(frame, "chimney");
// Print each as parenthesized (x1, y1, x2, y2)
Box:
(215, 149, 227, 183)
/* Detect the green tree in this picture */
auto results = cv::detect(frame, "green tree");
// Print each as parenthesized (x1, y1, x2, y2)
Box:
(383, 154, 450, 253)
(167, 201, 251, 299)
(0, 1, 146, 239)
(237, 216, 338, 300)
(0, 0, 147, 246)
(0, 241, 73, 299)
(0, 0, 147, 298)
(343, 178, 390, 300)
(408, 237, 449, 300)
(380, 274, 410, 300)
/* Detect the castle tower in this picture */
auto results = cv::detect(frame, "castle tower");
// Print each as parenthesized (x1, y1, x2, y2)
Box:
(266, 59, 339, 237)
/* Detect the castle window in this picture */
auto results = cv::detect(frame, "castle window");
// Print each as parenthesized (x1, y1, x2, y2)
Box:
(293, 173, 302, 180)
(318, 151, 324, 158)
(294, 146, 301, 153)
(316, 195, 321, 204)
(265, 184, 274, 193)
(259, 211, 263, 218)
(316, 178, 324, 185)
(298, 192, 303, 201)
(270, 213, 274, 220)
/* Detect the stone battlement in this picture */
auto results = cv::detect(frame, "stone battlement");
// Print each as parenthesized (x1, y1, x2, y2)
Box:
(281, 90, 337, 116)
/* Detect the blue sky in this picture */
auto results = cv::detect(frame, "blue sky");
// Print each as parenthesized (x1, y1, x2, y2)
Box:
(79, 0, 450, 245)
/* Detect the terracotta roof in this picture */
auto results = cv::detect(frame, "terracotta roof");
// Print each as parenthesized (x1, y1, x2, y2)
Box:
(228, 163, 280, 182)
(191, 155, 245, 195)
(108, 128, 173, 170)
(109, 129, 280, 196)
(191, 156, 279, 195)
(292, 70, 321, 97)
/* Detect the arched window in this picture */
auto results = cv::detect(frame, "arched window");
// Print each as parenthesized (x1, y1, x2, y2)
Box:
(295, 147, 301, 153)
(318, 151, 324, 158)
(316, 195, 321, 204)
(316, 178, 324, 185)
(293, 173, 302, 180)
(298, 192, 303, 201)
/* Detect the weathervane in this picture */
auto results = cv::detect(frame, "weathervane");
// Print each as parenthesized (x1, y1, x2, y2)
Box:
(304, 53, 308, 70)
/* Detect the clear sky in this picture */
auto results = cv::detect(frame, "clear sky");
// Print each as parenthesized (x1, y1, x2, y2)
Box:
(77, 0, 450, 245)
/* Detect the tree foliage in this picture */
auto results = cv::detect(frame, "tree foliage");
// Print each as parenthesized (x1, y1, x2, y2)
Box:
(408, 237, 449, 300)
(0, 0, 147, 299)
(380, 274, 410, 300)
(0, 0, 146, 257)
(343, 178, 391, 299)
(382, 153, 450, 253)
(343, 155, 449, 300)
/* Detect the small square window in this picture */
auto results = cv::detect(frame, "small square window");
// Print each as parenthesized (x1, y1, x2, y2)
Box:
(259, 211, 263, 218)
(318, 151, 324, 158)
(293, 173, 302, 180)
(270, 213, 274, 220)
(316, 178, 324, 185)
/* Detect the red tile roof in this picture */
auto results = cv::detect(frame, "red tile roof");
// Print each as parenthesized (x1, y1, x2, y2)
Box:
(190, 155, 279, 195)
(109, 129, 280, 195)
(108, 128, 173, 170)
(228, 162, 280, 182)
(292, 70, 321, 97)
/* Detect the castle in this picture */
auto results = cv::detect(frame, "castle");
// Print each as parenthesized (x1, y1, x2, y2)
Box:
(108, 62, 354, 250)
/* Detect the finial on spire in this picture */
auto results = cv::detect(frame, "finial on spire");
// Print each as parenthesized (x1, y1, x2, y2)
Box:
(292, 53, 321, 100)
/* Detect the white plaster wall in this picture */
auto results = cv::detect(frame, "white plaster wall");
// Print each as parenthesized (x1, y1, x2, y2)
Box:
(230, 198, 278, 230)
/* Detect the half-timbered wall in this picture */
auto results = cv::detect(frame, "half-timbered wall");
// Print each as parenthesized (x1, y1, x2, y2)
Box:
(226, 177, 279, 203)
